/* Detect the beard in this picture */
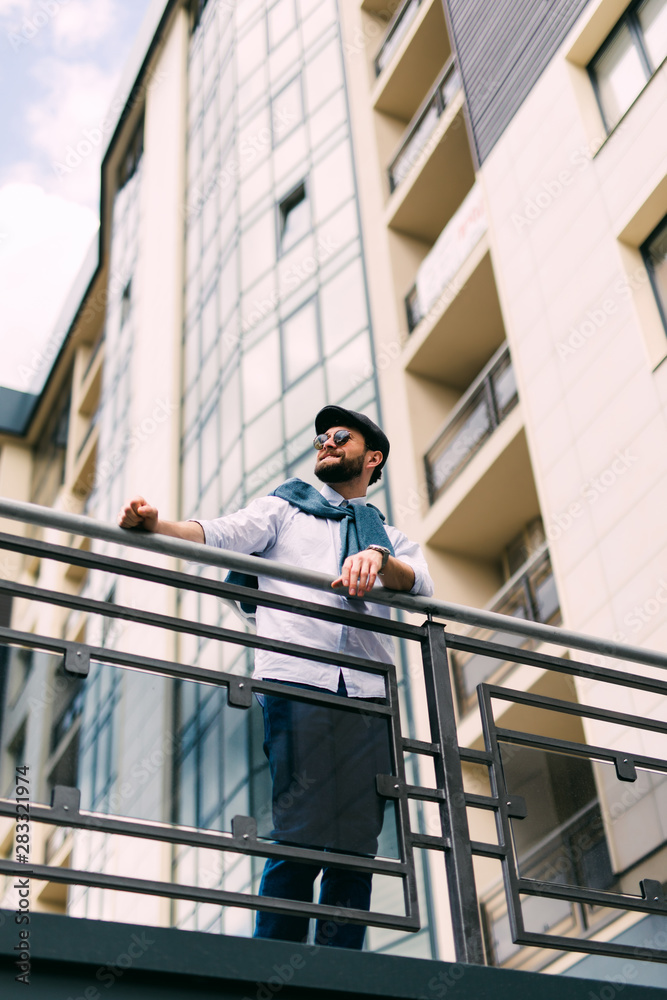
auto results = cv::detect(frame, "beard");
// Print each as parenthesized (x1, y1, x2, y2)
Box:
(314, 451, 366, 484)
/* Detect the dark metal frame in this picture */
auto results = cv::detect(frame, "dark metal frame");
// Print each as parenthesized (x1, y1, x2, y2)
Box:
(374, 0, 423, 77)
(387, 57, 461, 193)
(0, 498, 666, 966)
(587, 0, 667, 135)
(423, 342, 518, 504)
(640, 213, 667, 337)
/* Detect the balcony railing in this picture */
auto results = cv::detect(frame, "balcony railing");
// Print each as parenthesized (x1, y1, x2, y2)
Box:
(424, 342, 518, 503)
(388, 59, 462, 192)
(452, 545, 561, 710)
(406, 181, 487, 332)
(483, 801, 616, 966)
(374, 0, 423, 77)
(0, 498, 666, 973)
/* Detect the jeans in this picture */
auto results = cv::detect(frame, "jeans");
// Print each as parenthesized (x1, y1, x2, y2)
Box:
(254, 854, 372, 949)
(254, 673, 390, 949)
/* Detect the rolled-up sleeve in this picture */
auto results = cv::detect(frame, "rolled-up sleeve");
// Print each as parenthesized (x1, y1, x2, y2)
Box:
(189, 496, 288, 554)
(388, 530, 434, 597)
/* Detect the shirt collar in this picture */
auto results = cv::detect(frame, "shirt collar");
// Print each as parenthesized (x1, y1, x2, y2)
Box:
(319, 484, 367, 507)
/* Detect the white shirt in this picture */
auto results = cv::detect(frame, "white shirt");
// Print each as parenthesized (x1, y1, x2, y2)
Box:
(194, 484, 434, 698)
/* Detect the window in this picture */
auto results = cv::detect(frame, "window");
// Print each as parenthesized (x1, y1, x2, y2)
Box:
(268, 0, 296, 48)
(271, 76, 303, 146)
(642, 215, 667, 331)
(117, 117, 144, 191)
(190, 0, 210, 33)
(281, 298, 320, 386)
(277, 181, 310, 252)
(120, 279, 132, 328)
(589, 0, 667, 131)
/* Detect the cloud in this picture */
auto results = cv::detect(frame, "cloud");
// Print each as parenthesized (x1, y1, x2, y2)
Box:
(22, 56, 119, 208)
(0, 0, 118, 51)
(51, 0, 117, 51)
(0, 182, 99, 391)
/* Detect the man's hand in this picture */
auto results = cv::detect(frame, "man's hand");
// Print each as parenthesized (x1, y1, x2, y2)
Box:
(332, 549, 384, 598)
(117, 497, 204, 543)
(118, 496, 159, 532)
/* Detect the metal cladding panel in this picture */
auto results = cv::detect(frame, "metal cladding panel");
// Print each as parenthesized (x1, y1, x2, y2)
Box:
(444, 0, 593, 164)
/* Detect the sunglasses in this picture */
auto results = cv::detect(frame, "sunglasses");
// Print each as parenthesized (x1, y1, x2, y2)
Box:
(313, 429, 352, 451)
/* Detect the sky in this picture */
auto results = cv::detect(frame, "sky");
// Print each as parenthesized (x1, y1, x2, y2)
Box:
(0, 0, 155, 392)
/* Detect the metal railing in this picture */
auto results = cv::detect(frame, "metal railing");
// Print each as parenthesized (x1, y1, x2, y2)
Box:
(452, 545, 560, 710)
(374, 0, 423, 77)
(388, 59, 461, 192)
(0, 497, 666, 966)
(424, 342, 518, 503)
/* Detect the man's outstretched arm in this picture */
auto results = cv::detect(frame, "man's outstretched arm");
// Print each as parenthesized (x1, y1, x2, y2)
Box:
(118, 496, 205, 543)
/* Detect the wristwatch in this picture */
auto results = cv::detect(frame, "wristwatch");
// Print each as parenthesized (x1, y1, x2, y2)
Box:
(367, 544, 391, 574)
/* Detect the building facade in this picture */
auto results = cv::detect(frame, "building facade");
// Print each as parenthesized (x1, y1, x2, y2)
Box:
(0, 0, 666, 979)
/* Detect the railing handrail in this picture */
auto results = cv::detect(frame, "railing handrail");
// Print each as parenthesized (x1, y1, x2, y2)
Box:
(374, 0, 422, 76)
(1, 496, 667, 671)
(388, 56, 458, 180)
(423, 341, 511, 458)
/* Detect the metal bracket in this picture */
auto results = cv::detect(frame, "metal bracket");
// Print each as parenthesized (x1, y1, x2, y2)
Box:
(50, 785, 81, 819)
(376, 774, 402, 798)
(614, 755, 637, 782)
(64, 647, 90, 677)
(506, 795, 527, 820)
(640, 879, 666, 908)
(231, 815, 257, 842)
(227, 677, 252, 709)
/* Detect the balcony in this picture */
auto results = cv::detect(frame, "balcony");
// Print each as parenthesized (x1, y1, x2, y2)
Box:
(424, 343, 518, 504)
(483, 801, 616, 969)
(452, 545, 561, 710)
(384, 71, 473, 243)
(401, 186, 506, 390)
(0, 499, 666, 991)
(374, 0, 422, 76)
(388, 60, 462, 192)
(406, 182, 487, 331)
(371, 0, 450, 121)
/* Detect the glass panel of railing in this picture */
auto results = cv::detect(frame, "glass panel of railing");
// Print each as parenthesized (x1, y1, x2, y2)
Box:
(491, 353, 518, 418)
(407, 182, 487, 331)
(375, 0, 421, 76)
(425, 347, 515, 503)
(452, 550, 560, 708)
(440, 63, 462, 106)
(390, 102, 440, 189)
(531, 558, 560, 624)
(426, 394, 491, 500)
(389, 62, 462, 191)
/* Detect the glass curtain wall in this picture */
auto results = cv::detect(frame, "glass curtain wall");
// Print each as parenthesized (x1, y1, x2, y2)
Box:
(175, 0, 437, 956)
(71, 149, 143, 922)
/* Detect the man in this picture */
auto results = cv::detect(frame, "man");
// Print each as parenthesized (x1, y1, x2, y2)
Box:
(118, 405, 433, 949)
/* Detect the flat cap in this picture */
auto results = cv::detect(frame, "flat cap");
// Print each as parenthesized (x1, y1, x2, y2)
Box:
(315, 405, 390, 471)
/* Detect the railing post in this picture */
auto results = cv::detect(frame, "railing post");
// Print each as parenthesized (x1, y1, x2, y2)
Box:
(421, 619, 485, 964)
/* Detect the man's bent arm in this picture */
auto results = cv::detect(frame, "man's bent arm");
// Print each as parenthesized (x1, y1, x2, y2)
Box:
(118, 496, 205, 544)
(377, 556, 415, 593)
